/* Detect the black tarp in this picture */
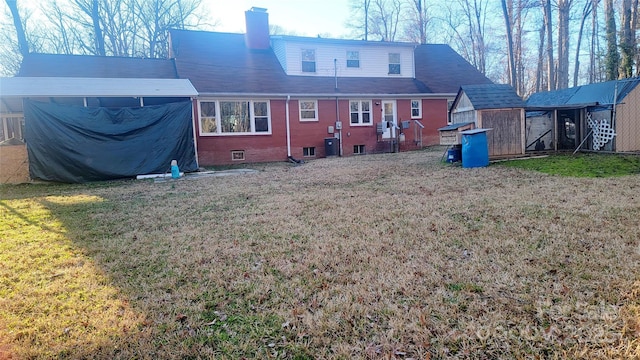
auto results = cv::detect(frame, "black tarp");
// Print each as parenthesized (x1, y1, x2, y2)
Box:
(24, 99, 197, 183)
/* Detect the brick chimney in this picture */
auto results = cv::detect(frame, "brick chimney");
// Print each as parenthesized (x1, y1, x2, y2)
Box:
(245, 7, 270, 50)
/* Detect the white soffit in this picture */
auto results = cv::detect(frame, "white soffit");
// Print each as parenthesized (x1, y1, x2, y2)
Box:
(0, 77, 198, 97)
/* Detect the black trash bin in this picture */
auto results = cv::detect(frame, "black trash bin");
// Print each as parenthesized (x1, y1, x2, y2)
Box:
(324, 137, 339, 157)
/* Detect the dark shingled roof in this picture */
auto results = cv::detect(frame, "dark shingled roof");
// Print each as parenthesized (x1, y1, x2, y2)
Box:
(18, 53, 178, 78)
(458, 84, 525, 110)
(414, 45, 493, 93)
(169, 30, 491, 96)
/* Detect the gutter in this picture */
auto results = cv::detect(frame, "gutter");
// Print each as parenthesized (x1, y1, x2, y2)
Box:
(196, 92, 456, 99)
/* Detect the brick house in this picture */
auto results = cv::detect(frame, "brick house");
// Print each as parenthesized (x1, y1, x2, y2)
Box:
(169, 7, 492, 165)
(5, 6, 493, 176)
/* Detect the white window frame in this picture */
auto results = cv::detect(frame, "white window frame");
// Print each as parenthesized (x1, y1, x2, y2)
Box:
(299, 100, 318, 122)
(353, 144, 365, 154)
(411, 99, 422, 119)
(198, 100, 271, 136)
(349, 100, 373, 126)
(346, 50, 360, 68)
(303, 147, 316, 157)
(388, 53, 401, 75)
(301, 49, 316, 73)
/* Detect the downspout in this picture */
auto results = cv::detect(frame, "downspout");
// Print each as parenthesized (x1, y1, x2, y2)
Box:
(334, 58, 343, 156)
(286, 95, 291, 157)
(191, 98, 200, 168)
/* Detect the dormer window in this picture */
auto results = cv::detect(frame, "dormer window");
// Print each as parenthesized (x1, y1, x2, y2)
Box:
(388, 53, 400, 74)
(302, 49, 316, 72)
(347, 51, 360, 68)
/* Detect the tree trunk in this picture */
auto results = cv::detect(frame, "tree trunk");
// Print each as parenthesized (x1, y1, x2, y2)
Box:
(91, 0, 106, 56)
(542, 0, 555, 90)
(604, 0, 619, 80)
(556, 0, 572, 89)
(573, 1, 592, 87)
(536, 21, 545, 92)
(589, 0, 599, 83)
(620, 0, 634, 78)
(364, 0, 370, 41)
(501, 0, 517, 88)
(5, 0, 29, 57)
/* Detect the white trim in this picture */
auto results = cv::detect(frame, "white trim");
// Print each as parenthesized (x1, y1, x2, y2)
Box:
(349, 100, 373, 126)
(411, 99, 422, 119)
(0, 77, 198, 97)
(197, 99, 272, 136)
(381, 100, 397, 139)
(298, 99, 318, 122)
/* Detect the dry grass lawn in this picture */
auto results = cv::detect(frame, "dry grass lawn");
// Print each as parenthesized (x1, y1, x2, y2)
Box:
(1, 147, 639, 359)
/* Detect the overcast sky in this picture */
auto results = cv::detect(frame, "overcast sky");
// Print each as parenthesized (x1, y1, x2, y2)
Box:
(208, 0, 352, 38)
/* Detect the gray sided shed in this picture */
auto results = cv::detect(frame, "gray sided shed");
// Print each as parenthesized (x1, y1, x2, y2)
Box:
(526, 77, 640, 153)
(449, 84, 525, 157)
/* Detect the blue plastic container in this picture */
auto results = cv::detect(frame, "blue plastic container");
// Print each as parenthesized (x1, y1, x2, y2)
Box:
(446, 147, 461, 162)
(461, 129, 490, 168)
(170, 159, 181, 179)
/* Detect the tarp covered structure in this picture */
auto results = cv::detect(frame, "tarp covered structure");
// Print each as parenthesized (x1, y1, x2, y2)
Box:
(25, 99, 198, 183)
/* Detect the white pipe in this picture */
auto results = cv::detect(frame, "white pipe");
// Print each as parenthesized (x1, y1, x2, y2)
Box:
(191, 98, 200, 167)
(286, 95, 291, 157)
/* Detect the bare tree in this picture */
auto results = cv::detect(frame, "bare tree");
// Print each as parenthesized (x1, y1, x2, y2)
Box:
(368, 0, 403, 41)
(502, 0, 517, 88)
(347, 0, 372, 40)
(135, 0, 202, 58)
(404, 0, 431, 43)
(573, 0, 593, 86)
(457, 0, 489, 74)
(5, 0, 28, 57)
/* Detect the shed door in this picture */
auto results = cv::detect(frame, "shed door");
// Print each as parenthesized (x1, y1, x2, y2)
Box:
(482, 109, 522, 156)
(382, 100, 397, 139)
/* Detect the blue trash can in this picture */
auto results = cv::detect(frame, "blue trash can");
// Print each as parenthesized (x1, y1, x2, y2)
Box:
(446, 145, 461, 163)
(460, 129, 490, 168)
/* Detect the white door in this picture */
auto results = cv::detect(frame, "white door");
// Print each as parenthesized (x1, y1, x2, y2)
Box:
(382, 100, 397, 139)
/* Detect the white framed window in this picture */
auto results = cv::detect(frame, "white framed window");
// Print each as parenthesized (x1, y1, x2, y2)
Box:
(299, 100, 318, 121)
(353, 144, 365, 154)
(198, 100, 271, 135)
(303, 147, 316, 157)
(302, 49, 316, 72)
(411, 99, 422, 119)
(349, 100, 372, 126)
(388, 53, 400, 74)
(199, 101, 217, 134)
(347, 51, 360, 68)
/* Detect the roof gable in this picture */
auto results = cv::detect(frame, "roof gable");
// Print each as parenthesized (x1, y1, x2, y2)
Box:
(454, 84, 524, 110)
(18, 53, 178, 79)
